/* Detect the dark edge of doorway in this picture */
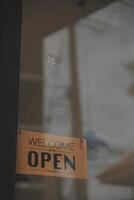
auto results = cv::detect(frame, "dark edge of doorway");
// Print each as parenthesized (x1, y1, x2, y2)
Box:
(0, 0, 22, 200)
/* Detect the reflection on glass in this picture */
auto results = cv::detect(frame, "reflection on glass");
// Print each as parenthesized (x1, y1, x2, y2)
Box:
(16, 0, 134, 200)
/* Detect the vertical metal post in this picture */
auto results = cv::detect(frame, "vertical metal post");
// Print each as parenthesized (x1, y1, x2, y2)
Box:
(69, 25, 89, 200)
(69, 26, 83, 138)
(0, 0, 22, 200)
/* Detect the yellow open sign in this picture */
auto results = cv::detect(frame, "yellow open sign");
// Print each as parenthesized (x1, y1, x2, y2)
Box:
(16, 131, 88, 179)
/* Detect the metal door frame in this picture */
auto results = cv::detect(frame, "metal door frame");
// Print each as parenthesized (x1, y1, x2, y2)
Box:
(0, 1, 22, 200)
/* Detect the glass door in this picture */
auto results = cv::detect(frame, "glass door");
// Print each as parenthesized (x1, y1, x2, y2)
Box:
(15, 0, 134, 200)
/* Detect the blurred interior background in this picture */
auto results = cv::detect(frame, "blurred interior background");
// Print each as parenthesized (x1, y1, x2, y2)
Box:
(15, 0, 134, 199)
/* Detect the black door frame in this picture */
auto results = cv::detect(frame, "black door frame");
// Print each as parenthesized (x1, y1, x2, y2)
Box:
(0, 1, 22, 200)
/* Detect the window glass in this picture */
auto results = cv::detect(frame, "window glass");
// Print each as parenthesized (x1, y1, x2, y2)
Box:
(16, 1, 134, 200)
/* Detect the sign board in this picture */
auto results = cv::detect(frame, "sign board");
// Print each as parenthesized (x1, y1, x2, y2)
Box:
(16, 131, 88, 179)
